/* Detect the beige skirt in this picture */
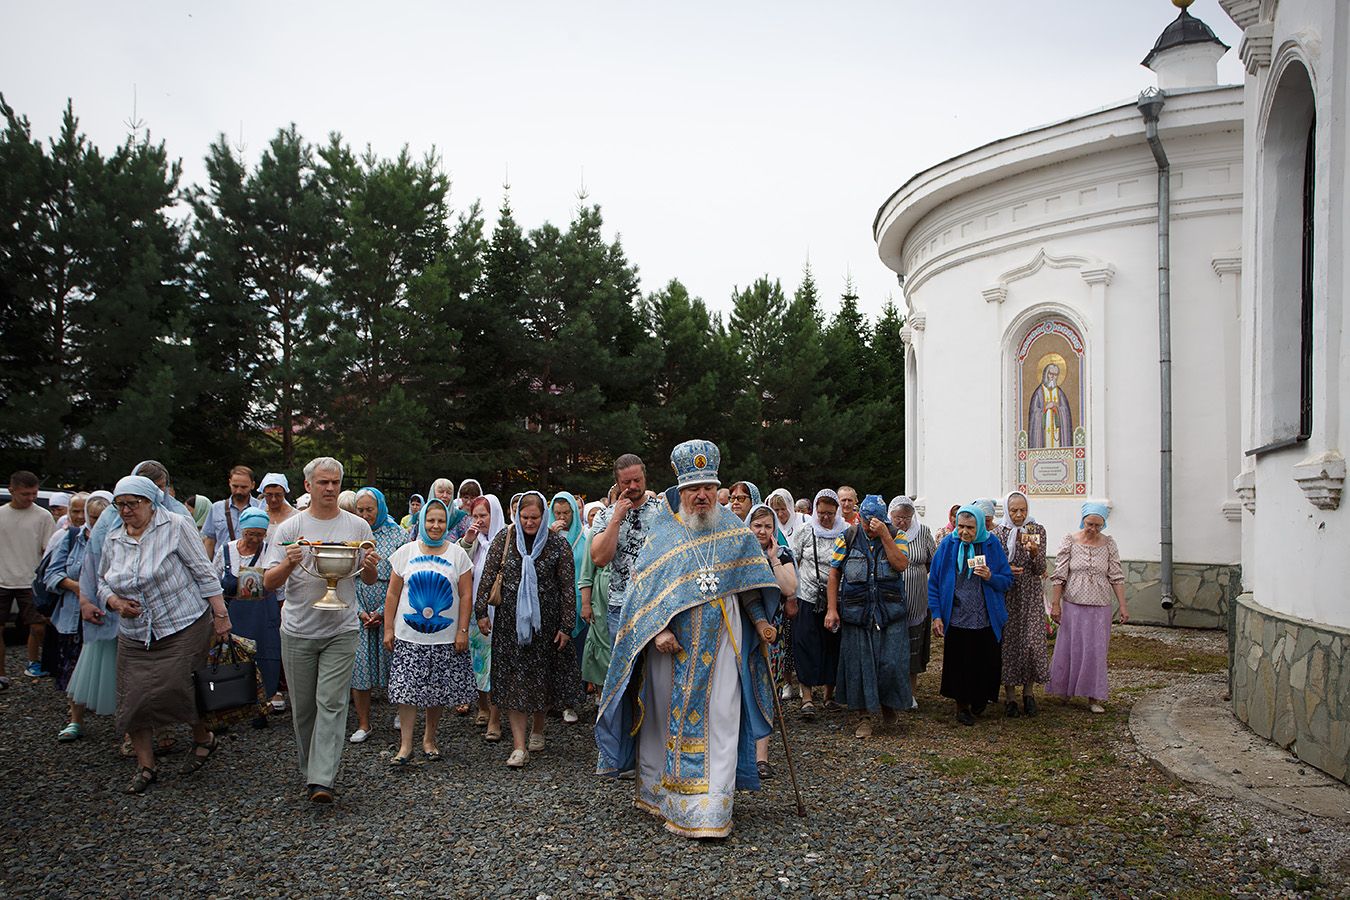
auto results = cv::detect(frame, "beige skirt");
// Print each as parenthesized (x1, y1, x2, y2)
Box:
(116, 611, 212, 734)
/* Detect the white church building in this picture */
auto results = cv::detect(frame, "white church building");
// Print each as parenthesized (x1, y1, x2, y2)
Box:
(874, 0, 1348, 782)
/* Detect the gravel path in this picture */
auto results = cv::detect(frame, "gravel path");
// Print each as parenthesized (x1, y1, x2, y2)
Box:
(1, 626, 1346, 898)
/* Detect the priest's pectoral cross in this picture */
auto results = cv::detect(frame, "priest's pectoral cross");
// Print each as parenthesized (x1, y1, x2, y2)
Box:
(696, 566, 719, 596)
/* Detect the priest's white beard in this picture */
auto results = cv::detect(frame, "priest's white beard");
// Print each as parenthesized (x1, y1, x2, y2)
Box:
(680, 505, 717, 531)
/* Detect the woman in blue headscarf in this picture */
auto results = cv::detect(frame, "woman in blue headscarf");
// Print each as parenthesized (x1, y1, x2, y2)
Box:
(547, 491, 588, 723)
(381, 497, 476, 764)
(928, 504, 1013, 726)
(212, 506, 282, 727)
(824, 494, 913, 738)
(472, 492, 584, 768)
(348, 487, 409, 743)
(1047, 502, 1127, 714)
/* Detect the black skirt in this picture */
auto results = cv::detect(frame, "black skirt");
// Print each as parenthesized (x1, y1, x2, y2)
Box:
(939, 625, 1002, 709)
(792, 603, 841, 687)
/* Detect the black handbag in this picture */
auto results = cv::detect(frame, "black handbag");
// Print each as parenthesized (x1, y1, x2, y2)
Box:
(193, 638, 258, 713)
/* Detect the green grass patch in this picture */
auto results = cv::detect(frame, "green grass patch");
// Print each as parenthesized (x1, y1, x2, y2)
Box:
(1108, 635, 1228, 673)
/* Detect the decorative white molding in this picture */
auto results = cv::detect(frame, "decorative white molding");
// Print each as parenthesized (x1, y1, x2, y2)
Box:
(1222, 500, 1244, 522)
(1233, 469, 1256, 513)
(1241, 23, 1275, 73)
(1219, 0, 1261, 30)
(983, 248, 1114, 305)
(910, 313, 927, 332)
(900, 326, 914, 347)
(1212, 253, 1242, 276)
(1292, 450, 1345, 510)
(1080, 265, 1115, 286)
(913, 498, 927, 518)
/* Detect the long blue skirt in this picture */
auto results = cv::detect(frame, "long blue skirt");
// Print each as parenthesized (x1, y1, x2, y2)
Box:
(227, 598, 283, 697)
(834, 620, 911, 713)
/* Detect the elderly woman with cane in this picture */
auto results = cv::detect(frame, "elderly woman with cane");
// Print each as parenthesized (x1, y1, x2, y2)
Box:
(99, 475, 232, 793)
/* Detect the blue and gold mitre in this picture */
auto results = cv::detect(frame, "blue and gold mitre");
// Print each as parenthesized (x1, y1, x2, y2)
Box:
(670, 439, 721, 488)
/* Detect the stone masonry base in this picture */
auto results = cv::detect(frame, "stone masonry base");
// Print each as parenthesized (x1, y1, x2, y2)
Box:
(1231, 593, 1350, 784)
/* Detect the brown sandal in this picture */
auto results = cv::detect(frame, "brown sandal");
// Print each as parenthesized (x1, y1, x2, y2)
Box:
(181, 735, 219, 774)
(126, 766, 157, 794)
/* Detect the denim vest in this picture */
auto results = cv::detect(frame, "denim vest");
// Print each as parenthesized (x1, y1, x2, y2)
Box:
(837, 525, 906, 629)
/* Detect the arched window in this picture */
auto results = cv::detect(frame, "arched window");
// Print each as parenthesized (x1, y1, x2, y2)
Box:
(1298, 118, 1315, 439)
(1013, 316, 1087, 496)
(1254, 60, 1316, 450)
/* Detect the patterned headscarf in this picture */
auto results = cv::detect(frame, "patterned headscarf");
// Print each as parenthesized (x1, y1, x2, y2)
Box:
(810, 489, 847, 540)
(514, 491, 548, 645)
(889, 495, 920, 544)
(356, 486, 400, 531)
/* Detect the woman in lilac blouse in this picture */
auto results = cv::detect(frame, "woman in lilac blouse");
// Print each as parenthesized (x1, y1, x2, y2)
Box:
(1046, 502, 1128, 713)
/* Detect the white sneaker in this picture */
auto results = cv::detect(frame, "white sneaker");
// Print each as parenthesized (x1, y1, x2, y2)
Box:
(562, 708, 579, 724)
(506, 749, 529, 768)
(270, 695, 287, 712)
(528, 733, 545, 752)
(780, 684, 793, 701)
(349, 728, 371, 744)
(910, 697, 919, 711)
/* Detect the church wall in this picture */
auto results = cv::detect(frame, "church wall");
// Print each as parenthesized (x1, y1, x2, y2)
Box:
(899, 121, 1243, 628)
(1224, 0, 1350, 783)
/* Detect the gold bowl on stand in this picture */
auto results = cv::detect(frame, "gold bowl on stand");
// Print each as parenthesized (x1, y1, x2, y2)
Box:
(297, 540, 376, 610)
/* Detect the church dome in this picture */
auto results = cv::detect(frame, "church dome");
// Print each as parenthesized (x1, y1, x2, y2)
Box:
(1142, 5, 1229, 67)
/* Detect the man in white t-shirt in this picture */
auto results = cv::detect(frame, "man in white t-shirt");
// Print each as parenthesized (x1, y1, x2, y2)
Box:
(262, 457, 377, 804)
(0, 471, 57, 684)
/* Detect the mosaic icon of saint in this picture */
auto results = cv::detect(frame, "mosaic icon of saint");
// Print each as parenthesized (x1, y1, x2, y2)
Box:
(1027, 356, 1073, 448)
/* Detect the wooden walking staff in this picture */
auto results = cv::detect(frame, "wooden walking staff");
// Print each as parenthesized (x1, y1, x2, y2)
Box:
(761, 642, 807, 817)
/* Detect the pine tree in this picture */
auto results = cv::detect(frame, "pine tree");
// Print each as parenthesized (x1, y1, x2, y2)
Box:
(458, 193, 534, 492)
(643, 279, 731, 464)
(770, 263, 838, 494)
(308, 140, 457, 484)
(186, 125, 332, 469)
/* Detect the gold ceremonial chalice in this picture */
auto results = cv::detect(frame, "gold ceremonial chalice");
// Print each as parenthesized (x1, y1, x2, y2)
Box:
(296, 540, 376, 610)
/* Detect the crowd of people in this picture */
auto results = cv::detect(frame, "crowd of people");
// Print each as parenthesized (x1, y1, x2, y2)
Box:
(0, 444, 1130, 836)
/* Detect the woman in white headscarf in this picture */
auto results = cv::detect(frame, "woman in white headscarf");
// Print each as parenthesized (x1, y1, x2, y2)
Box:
(787, 489, 847, 717)
(998, 490, 1050, 716)
(766, 488, 808, 542)
(461, 494, 506, 739)
(889, 496, 936, 707)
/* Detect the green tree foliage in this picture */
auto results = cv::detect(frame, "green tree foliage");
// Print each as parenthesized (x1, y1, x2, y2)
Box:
(186, 125, 332, 471)
(1, 99, 909, 504)
(0, 95, 191, 487)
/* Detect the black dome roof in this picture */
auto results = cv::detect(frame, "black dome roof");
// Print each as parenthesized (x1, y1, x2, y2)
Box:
(1142, 8, 1229, 67)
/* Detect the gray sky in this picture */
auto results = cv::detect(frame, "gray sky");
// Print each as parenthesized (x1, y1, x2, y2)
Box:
(3, 1, 1243, 319)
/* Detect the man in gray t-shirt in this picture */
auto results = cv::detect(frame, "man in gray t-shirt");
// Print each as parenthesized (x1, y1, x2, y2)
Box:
(262, 457, 377, 803)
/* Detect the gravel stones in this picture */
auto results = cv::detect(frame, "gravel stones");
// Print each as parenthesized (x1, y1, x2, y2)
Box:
(0, 626, 1347, 898)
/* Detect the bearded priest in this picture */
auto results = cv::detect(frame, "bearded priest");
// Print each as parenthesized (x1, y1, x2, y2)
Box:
(595, 439, 781, 838)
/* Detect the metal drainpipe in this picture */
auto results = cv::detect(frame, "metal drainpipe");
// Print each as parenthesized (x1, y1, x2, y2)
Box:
(1138, 87, 1175, 623)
